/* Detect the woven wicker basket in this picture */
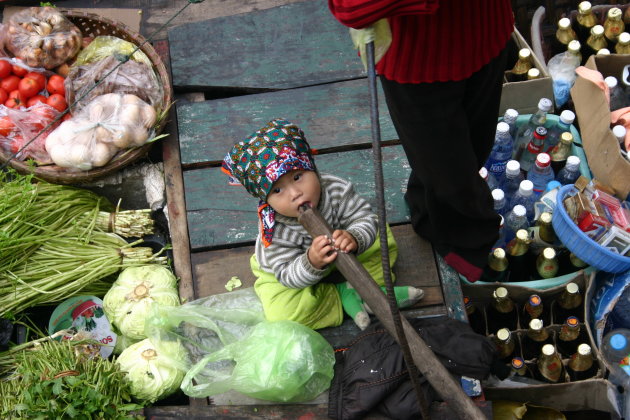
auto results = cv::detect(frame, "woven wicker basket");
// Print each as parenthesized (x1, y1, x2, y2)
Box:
(0, 10, 172, 185)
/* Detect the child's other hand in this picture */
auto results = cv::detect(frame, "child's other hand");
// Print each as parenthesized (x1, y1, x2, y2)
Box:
(308, 235, 337, 269)
(332, 230, 357, 254)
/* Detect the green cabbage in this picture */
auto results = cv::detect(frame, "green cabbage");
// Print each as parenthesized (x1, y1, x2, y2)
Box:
(116, 338, 186, 402)
(103, 264, 180, 339)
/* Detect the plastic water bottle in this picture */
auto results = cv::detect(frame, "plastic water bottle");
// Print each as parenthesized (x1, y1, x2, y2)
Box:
(513, 98, 553, 161)
(509, 180, 536, 223)
(479, 167, 499, 192)
(492, 188, 509, 216)
(605, 76, 628, 111)
(504, 204, 529, 244)
(502, 108, 519, 139)
(555, 155, 581, 185)
(500, 160, 525, 203)
(519, 126, 547, 173)
(613, 124, 626, 146)
(485, 122, 514, 178)
(492, 214, 507, 250)
(527, 153, 555, 196)
(544, 110, 575, 153)
(601, 329, 630, 386)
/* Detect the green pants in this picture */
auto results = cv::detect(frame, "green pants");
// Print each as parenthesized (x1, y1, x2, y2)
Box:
(251, 226, 398, 330)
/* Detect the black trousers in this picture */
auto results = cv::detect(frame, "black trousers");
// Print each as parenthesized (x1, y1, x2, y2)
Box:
(380, 47, 508, 267)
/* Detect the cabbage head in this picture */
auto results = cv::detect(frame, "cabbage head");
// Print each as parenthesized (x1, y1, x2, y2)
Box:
(117, 338, 186, 402)
(104, 265, 180, 339)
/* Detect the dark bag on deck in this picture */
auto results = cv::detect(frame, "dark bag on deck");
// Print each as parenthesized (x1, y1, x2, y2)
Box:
(328, 316, 500, 420)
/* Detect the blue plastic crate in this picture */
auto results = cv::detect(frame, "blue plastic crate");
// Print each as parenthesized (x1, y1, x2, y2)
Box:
(552, 185, 630, 273)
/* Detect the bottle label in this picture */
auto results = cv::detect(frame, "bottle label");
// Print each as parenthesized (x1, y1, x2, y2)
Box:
(487, 159, 508, 176)
(527, 141, 543, 155)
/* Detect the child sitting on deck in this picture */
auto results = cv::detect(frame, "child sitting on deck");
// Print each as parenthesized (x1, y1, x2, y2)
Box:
(221, 118, 424, 330)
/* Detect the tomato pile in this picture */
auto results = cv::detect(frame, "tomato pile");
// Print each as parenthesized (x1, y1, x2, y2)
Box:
(0, 59, 67, 112)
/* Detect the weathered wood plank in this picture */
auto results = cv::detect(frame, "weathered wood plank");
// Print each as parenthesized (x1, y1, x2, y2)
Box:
(190, 224, 439, 298)
(167, 0, 364, 91)
(176, 78, 396, 166)
(184, 145, 410, 250)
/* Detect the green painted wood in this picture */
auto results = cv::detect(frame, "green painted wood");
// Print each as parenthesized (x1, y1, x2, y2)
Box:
(177, 78, 397, 166)
(167, 0, 365, 90)
(185, 145, 411, 250)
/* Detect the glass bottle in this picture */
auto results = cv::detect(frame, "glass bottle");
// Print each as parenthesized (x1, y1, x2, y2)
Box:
(555, 17, 577, 54)
(625, 7, 630, 26)
(586, 25, 608, 58)
(527, 68, 540, 80)
(553, 282, 583, 323)
(510, 48, 533, 82)
(597, 48, 611, 55)
(500, 160, 524, 203)
(613, 125, 627, 146)
(567, 39, 583, 66)
(504, 205, 529, 245)
(557, 316, 582, 358)
(605, 76, 628, 111)
(513, 98, 553, 161)
(575, 1, 597, 47)
(485, 121, 514, 178)
(492, 188, 508, 216)
(502, 108, 519, 139)
(604, 7, 625, 48)
(550, 131, 574, 173)
(559, 250, 589, 276)
(567, 343, 598, 381)
(527, 152, 555, 196)
(555, 155, 581, 185)
(537, 212, 556, 244)
(464, 296, 486, 336)
(510, 356, 529, 377)
(509, 180, 535, 223)
(545, 110, 575, 154)
(506, 229, 531, 283)
(487, 287, 518, 332)
(522, 318, 553, 360)
(519, 126, 547, 173)
(522, 294, 550, 326)
(535, 247, 559, 279)
(536, 344, 565, 383)
(482, 247, 509, 283)
(493, 328, 516, 362)
(616, 32, 630, 54)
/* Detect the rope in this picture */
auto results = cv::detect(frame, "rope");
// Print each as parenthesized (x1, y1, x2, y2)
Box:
(0, 0, 204, 172)
(365, 41, 431, 419)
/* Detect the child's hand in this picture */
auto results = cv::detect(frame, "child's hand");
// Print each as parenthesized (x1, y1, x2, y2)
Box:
(308, 235, 338, 269)
(332, 230, 357, 254)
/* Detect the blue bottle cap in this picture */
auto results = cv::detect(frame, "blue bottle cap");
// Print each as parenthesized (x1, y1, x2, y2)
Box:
(545, 180, 561, 192)
(610, 333, 628, 350)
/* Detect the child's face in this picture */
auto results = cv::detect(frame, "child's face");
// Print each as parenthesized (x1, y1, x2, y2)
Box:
(266, 170, 321, 218)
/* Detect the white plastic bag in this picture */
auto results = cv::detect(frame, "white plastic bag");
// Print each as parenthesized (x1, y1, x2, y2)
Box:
(547, 51, 581, 108)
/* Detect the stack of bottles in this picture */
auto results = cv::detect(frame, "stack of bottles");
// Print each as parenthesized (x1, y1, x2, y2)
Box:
(481, 102, 591, 283)
(464, 282, 601, 386)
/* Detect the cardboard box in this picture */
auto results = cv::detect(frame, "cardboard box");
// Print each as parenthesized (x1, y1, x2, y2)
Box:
(499, 27, 554, 116)
(571, 54, 630, 200)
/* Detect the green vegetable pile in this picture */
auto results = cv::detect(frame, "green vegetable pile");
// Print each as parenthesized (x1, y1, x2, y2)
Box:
(0, 331, 143, 419)
(0, 170, 166, 317)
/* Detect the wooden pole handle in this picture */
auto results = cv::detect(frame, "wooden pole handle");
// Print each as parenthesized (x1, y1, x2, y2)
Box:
(298, 205, 487, 420)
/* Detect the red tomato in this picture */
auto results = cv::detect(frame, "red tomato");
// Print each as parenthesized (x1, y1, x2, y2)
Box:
(11, 64, 27, 77)
(10, 134, 23, 154)
(0, 61, 11, 79)
(5, 97, 21, 109)
(25, 72, 46, 91)
(46, 94, 67, 112)
(0, 116, 15, 136)
(26, 95, 47, 107)
(9, 89, 26, 105)
(0, 75, 20, 93)
(46, 74, 65, 96)
(0, 88, 7, 105)
(18, 77, 40, 99)
(62, 112, 72, 122)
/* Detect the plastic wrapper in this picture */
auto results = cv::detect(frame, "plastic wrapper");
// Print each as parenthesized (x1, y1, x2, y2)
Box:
(0, 102, 61, 163)
(145, 288, 335, 402)
(45, 93, 157, 171)
(74, 35, 152, 68)
(66, 54, 164, 114)
(547, 51, 581, 108)
(5, 7, 82, 69)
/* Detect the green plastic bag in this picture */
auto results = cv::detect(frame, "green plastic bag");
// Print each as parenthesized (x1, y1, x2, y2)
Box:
(181, 320, 335, 402)
(349, 18, 392, 71)
(145, 287, 335, 402)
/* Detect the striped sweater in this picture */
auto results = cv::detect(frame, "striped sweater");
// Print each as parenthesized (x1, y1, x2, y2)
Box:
(328, 0, 514, 83)
(255, 173, 377, 289)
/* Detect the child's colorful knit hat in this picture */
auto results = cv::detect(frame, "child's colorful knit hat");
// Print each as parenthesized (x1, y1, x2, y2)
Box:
(221, 118, 316, 246)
